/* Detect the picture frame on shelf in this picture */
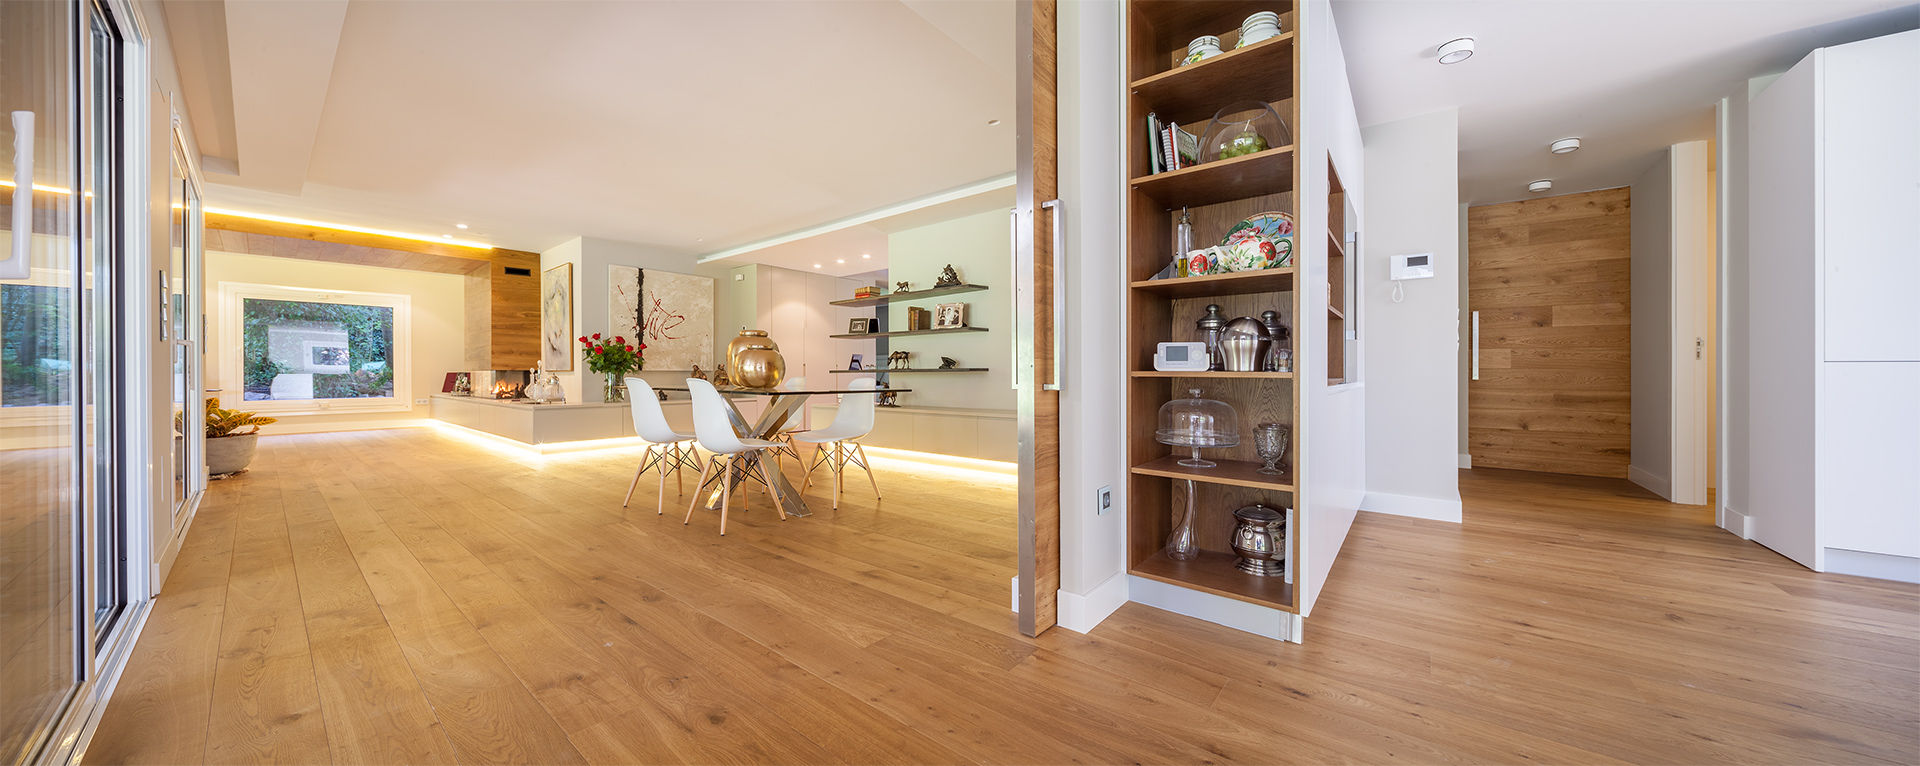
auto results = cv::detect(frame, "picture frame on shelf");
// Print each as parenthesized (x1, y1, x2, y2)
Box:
(934, 302, 968, 329)
(847, 317, 878, 334)
(848, 354, 863, 371)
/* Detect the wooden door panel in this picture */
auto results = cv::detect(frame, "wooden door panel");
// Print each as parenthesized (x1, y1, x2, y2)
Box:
(1468, 187, 1631, 478)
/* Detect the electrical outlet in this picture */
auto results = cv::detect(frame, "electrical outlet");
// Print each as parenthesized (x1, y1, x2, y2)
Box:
(415, 398, 429, 405)
(1097, 485, 1112, 515)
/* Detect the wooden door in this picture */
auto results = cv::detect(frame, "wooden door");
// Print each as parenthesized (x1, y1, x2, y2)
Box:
(1467, 188, 1631, 478)
(1015, 0, 1060, 636)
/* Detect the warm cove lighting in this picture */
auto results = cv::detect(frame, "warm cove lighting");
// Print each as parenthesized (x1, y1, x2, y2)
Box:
(201, 206, 495, 249)
(0, 178, 74, 195)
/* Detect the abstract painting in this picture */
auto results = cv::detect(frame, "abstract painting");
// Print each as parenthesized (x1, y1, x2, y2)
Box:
(541, 263, 573, 371)
(609, 265, 712, 371)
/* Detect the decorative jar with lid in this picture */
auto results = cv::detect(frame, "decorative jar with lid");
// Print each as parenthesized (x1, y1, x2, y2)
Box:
(1154, 388, 1240, 468)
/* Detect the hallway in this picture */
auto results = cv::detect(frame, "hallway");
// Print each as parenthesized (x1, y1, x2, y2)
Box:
(84, 429, 1918, 764)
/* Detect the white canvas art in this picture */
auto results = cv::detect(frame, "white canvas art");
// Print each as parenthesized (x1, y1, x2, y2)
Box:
(608, 265, 713, 371)
(541, 263, 573, 371)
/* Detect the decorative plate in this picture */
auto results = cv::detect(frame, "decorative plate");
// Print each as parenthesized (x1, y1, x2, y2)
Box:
(1220, 211, 1295, 269)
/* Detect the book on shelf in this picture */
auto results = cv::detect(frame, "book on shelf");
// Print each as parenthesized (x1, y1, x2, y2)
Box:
(1167, 122, 1199, 170)
(1147, 112, 1165, 174)
(853, 286, 879, 298)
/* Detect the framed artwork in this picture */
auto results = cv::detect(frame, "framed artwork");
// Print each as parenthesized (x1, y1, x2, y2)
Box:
(625, 267, 715, 371)
(541, 263, 574, 371)
(848, 318, 868, 335)
(848, 354, 863, 370)
(934, 302, 968, 329)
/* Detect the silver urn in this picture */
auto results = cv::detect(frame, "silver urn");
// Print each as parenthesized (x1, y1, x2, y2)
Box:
(1230, 504, 1287, 577)
(1219, 317, 1272, 372)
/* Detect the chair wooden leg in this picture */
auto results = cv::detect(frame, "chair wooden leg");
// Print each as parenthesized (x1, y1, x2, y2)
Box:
(685, 457, 715, 525)
(719, 456, 735, 536)
(657, 450, 669, 516)
(758, 453, 788, 521)
(623, 445, 654, 507)
(832, 442, 843, 510)
(855, 443, 880, 499)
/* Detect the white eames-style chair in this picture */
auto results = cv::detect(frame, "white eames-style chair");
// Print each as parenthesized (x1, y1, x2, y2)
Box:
(622, 377, 705, 515)
(793, 377, 881, 509)
(683, 378, 788, 535)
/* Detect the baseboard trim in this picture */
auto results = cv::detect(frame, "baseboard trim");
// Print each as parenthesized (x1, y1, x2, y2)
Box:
(1127, 575, 1298, 643)
(267, 418, 433, 436)
(1458, 453, 1472, 469)
(1824, 548, 1920, 584)
(1717, 503, 1752, 540)
(1056, 573, 1129, 634)
(1628, 464, 1672, 500)
(1359, 491, 1463, 523)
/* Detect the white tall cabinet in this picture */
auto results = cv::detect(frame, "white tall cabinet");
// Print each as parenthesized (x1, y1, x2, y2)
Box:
(1746, 29, 1920, 582)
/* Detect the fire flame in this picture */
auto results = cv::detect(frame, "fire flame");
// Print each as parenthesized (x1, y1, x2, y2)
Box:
(492, 380, 523, 399)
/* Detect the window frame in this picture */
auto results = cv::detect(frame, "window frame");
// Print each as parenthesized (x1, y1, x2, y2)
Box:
(217, 281, 412, 414)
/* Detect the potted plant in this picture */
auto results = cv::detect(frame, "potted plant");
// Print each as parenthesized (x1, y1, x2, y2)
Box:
(204, 397, 276, 475)
(578, 332, 643, 402)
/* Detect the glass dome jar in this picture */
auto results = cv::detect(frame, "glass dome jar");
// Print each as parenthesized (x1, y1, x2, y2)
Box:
(1200, 100, 1292, 164)
(1155, 388, 1241, 467)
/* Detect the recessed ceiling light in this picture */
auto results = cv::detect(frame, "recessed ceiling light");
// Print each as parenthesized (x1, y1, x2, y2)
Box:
(987, 119, 1002, 126)
(813, 263, 823, 269)
(1437, 37, 1475, 64)
(455, 223, 468, 229)
(1550, 138, 1581, 154)
(836, 258, 845, 264)
(861, 253, 871, 259)
(1528, 180, 1553, 193)
(441, 234, 453, 239)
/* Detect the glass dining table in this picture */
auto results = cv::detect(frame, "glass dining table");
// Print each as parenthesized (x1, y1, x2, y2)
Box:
(653, 384, 908, 517)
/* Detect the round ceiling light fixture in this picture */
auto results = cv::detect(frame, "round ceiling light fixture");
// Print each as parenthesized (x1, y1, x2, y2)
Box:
(1437, 37, 1475, 64)
(1550, 137, 1581, 154)
(1528, 180, 1553, 193)
(861, 253, 872, 259)
(812, 263, 823, 269)
(836, 258, 845, 264)
(455, 223, 469, 230)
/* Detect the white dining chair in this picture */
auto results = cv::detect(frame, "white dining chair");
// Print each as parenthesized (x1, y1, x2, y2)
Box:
(683, 378, 789, 535)
(622, 377, 705, 515)
(792, 377, 881, 509)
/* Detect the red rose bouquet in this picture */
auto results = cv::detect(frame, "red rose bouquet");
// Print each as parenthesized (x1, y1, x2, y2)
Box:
(578, 332, 645, 375)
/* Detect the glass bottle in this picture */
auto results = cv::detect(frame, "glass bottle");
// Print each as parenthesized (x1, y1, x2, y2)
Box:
(1167, 480, 1200, 561)
(1173, 207, 1194, 277)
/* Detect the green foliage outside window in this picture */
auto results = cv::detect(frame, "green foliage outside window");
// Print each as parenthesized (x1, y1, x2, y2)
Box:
(242, 298, 395, 400)
(1, 284, 73, 407)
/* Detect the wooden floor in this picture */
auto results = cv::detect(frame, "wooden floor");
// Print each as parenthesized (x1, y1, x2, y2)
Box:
(84, 429, 1918, 765)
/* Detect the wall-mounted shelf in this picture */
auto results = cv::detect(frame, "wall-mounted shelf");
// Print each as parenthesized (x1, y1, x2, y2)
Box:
(830, 284, 989, 307)
(834, 368, 987, 374)
(825, 326, 990, 339)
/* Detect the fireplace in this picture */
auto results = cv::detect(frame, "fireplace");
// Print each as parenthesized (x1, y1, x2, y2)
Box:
(469, 370, 530, 400)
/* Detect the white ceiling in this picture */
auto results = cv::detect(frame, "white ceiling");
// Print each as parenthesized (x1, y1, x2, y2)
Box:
(1332, 0, 1920, 205)
(721, 183, 1014, 278)
(163, 0, 1014, 253)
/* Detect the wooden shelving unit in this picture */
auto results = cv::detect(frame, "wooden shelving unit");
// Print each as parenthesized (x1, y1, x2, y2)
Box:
(1124, 0, 1303, 613)
(834, 368, 986, 374)
(829, 327, 988, 340)
(829, 283, 988, 307)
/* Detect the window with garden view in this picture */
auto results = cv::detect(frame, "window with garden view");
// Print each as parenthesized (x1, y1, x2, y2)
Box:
(242, 297, 395, 402)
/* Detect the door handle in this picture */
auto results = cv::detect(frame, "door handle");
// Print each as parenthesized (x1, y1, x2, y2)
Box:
(1470, 310, 1480, 381)
(5, 111, 33, 280)
(1008, 207, 1021, 391)
(1042, 199, 1064, 392)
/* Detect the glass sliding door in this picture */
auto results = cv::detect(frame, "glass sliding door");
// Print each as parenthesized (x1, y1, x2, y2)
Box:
(85, 0, 127, 641)
(0, 0, 82, 762)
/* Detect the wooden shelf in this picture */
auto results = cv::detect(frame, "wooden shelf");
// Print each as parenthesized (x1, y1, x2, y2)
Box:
(1130, 454, 1294, 492)
(1130, 267, 1294, 299)
(1131, 370, 1291, 379)
(1130, 34, 1295, 118)
(1130, 145, 1294, 208)
(1131, 549, 1296, 611)
(830, 327, 989, 340)
(830, 284, 988, 307)
(1326, 231, 1345, 258)
(836, 368, 987, 374)
(1327, 305, 1344, 320)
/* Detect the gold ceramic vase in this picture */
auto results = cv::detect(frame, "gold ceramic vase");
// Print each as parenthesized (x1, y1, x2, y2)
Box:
(733, 347, 786, 389)
(727, 329, 777, 371)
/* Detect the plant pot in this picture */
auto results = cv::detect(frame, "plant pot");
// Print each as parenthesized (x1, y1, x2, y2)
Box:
(206, 433, 260, 476)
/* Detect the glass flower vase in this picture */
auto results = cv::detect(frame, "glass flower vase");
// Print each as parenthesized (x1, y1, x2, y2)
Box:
(1165, 479, 1201, 561)
(603, 372, 628, 403)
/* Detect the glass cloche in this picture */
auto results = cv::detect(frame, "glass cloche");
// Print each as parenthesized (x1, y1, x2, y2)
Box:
(1199, 100, 1292, 164)
(1155, 388, 1241, 467)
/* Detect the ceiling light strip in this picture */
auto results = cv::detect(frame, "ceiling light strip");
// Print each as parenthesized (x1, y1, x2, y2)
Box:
(203, 206, 495, 249)
(695, 173, 1016, 264)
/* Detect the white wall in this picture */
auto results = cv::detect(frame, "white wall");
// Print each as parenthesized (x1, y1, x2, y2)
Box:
(203, 252, 466, 433)
(1358, 109, 1461, 523)
(1054, 0, 1129, 631)
(1630, 152, 1674, 498)
(883, 209, 1015, 411)
(539, 236, 732, 400)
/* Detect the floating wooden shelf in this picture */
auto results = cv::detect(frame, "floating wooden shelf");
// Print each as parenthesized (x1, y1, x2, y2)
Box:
(1130, 145, 1294, 208)
(830, 327, 989, 340)
(1131, 267, 1295, 299)
(1131, 370, 1292, 379)
(1130, 454, 1294, 492)
(1130, 549, 1297, 611)
(836, 368, 987, 374)
(1328, 305, 1344, 320)
(830, 284, 988, 307)
(1130, 34, 1295, 119)
(1326, 231, 1345, 258)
